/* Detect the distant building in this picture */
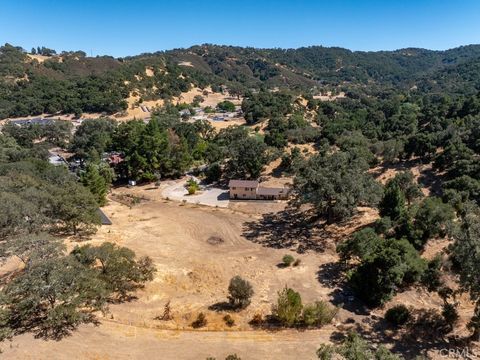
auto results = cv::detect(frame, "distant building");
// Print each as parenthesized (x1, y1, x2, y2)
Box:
(10, 118, 53, 126)
(228, 179, 289, 200)
(48, 153, 67, 167)
(104, 152, 124, 165)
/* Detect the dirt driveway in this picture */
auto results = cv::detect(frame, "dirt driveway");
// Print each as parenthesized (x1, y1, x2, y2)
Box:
(161, 178, 230, 207)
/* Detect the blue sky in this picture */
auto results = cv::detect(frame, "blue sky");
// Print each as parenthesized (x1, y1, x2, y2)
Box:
(1, 0, 480, 57)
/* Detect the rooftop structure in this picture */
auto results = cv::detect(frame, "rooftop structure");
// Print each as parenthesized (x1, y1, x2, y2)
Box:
(48, 153, 67, 166)
(10, 118, 53, 126)
(228, 180, 289, 200)
(228, 179, 259, 188)
(96, 208, 112, 225)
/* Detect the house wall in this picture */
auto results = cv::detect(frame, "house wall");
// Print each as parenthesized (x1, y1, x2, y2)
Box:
(257, 192, 288, 200)
(257, 194, 275, 200)
(276, 192, 288, 200)
(229, 186, 257, 200)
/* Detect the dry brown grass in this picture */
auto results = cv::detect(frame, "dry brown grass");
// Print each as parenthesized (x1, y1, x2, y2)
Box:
(0, 175, 474, 359)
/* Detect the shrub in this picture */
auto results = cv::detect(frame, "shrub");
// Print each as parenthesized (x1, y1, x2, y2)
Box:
(385, 305, 410, 326)
(223, 314, 235, 327)
(421, 255, 443, 292)
(228, 276, 254, 309)
(413, 197, 455, 249)
(442, 303, 459, 327)
(282, 254, 295, 267)
(273, 287, 303, 326)
(217, 100, 236, 112)
(379, 183, 406, 221)
(192, 95, 204, 106)
(285, 126, 321, 144)
(302, 301, 337, 327)
(225, 355, 241, 360)
(192, 312, 207, 328)
(186, 178, 199, 195)
(317, 331, 402, 360)
(250, 313, 263, 326)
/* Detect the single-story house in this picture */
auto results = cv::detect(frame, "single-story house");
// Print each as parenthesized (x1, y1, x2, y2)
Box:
(10, 118, 53, 126)
(256, 186, 289, 200)
(228, 179, 289, 200)
(48, 153, 67, 167)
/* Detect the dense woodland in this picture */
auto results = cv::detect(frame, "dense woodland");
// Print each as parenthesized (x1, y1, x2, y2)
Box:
(2, 43, 480, 118)
(1, 42, 480, 356)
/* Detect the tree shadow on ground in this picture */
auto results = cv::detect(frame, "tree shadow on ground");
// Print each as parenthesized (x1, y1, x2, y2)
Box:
(242, 206, 376, 254)
(242, 207, 332, 253)
(11, 312, 101, 341)
(418, 167, 444, 196)
(208, 301, 235, 312)
(317, 262, 346, 289)
(269, 162, 287, 178)
(108, 294, 139, 304)
(329, 288, 371, 316)
(390, 308, 468, 358)
(317, 261, 372, 316)
(331, 307, 471, 359)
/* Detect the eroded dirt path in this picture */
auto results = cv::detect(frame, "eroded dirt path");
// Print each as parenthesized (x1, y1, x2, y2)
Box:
(3, 322, 329, 360)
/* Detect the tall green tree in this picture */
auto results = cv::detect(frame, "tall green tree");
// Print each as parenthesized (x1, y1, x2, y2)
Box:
(226, 136, 269, 179)
(53, 182, 100, 235)
(0, 256, 109, 340)
(71, 242, 156, 300)
(1, 242, 155, 340)
(70, 118, 117, 160)
(81, 163, 110, 206)
(294, 151, 382, 223)
(379, 183, 406, 221)
(349, 238, 426, 307)
(450, 204, 480, 338)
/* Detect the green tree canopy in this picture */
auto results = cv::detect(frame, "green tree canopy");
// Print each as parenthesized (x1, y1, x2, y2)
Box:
(293, 150, 382, 223)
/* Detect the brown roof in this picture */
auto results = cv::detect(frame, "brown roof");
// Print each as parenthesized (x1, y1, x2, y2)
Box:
(229, 179, 259, 188)
(256, 186, 287, 196)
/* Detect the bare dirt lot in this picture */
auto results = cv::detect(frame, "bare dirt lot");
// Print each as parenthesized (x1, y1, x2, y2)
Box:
(1, 185, 476, 359)
(2, 190, 337, 359)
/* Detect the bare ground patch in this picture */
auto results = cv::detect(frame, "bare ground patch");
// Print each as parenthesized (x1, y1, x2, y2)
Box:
(1, 186, 475, 359)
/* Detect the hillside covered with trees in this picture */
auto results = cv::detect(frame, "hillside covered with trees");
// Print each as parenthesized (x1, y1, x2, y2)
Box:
(2, 43, 480, 118)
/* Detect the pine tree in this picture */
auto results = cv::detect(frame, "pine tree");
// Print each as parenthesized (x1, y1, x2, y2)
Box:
(81, 163, 108, 206)
(379, 183, 406, 220)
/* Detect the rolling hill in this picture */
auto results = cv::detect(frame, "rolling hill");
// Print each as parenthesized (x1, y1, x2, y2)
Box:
(1, 42, 480, 119)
